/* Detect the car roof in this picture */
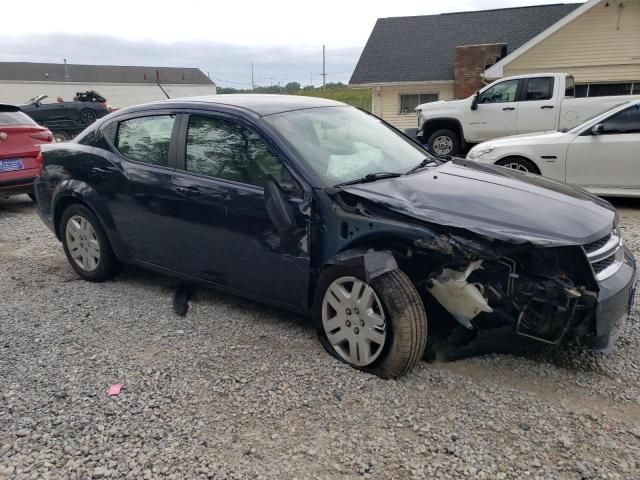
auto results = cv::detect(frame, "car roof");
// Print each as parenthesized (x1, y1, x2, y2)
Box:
(142, 94, 348, 117)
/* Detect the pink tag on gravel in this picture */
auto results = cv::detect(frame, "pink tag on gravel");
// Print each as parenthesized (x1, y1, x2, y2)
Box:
(108, 384, 122, 396)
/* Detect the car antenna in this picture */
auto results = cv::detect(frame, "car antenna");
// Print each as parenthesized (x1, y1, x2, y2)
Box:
(156, 70, 171, 99)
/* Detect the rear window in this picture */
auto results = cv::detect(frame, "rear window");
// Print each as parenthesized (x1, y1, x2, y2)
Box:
(0, 110, 37, 126)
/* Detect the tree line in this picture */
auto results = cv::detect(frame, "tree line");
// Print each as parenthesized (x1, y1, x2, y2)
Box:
(217, 82, 349, 95)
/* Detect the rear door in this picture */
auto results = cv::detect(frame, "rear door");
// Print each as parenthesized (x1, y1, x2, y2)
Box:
(169, 112, 310, 308)
(565, 105, 640, 188)
(466, 78, 519, 141)
(102, 112, 183, 265)
(516, 76, 559, 134)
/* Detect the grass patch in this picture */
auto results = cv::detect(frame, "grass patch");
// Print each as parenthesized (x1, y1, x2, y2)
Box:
(296, 88, 371, 111)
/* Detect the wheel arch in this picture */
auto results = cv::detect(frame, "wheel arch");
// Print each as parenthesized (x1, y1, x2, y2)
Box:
(420, 117, 465, 146)
(494, 155, 542, 175)
(52, 181, 126, 258)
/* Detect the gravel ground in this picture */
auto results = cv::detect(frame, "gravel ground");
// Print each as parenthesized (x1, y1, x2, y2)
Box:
(1, 195, 639, 480)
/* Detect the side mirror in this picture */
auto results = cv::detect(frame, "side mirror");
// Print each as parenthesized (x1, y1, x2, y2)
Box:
(265, 177, 296, 234)
(471, 91, 480, 111)
(592, 124, 605, 135)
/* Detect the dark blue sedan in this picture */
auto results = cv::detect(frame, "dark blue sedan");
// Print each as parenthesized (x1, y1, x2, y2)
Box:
(34, 95, 637, 378)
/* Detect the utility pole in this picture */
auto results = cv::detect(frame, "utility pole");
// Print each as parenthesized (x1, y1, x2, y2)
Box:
(251, 62, 255, 91)
(310, 72, 313, 87)
(321, 45, 327, 90)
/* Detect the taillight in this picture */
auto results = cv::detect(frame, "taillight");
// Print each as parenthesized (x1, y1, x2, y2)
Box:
(35, 151, 44, 176)
(30, 130, 54, 142)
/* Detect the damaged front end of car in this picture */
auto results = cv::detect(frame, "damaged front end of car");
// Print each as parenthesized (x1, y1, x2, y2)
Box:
(316, 186, 635, 360)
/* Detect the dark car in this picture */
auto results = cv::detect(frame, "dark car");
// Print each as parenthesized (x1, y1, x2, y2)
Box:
(34, 95, 637, 378)
(0, 105, 52, 199)
(21, 92, 110, 127)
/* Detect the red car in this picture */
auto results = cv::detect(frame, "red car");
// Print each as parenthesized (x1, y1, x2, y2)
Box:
(0, 105, 53, 200)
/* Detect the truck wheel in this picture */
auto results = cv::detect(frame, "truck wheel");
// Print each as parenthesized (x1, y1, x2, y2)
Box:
(80, 109, 97, 124)
(495, 156, 540, 174)
(427, 129, 460, 156)
(314, 266, 427, 379)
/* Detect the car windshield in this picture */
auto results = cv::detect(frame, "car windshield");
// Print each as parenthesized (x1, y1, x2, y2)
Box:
(567, 101, 631, 133)
(264, 106, 431, 186)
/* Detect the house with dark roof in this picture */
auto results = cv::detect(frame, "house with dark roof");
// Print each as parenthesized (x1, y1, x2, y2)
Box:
(350, 0, 640, 130)
(0, 62, 216, 108)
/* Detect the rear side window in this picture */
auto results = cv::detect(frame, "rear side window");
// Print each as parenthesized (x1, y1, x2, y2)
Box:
(524, 77, 554, 101)
(185, 115, 282, 187)
(114, 115, 175, 166)
(0, 110, 37, 125)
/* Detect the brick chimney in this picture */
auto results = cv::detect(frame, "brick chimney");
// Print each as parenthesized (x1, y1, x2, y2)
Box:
(454, 43, 507, 99)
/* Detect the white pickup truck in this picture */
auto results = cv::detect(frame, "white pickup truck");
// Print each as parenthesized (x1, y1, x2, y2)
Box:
(416, 73, 640, 156)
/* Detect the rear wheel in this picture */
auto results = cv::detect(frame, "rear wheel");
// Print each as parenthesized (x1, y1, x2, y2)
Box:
(427, 128, 460, 156)
(80, 109, 97, 124)
(60, 204, 121, 282)
(495, 156, 540, 174)
(314, 266, 427, 379)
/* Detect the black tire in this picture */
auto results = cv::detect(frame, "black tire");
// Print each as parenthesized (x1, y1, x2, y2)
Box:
(60, 204, 122, 282)
(27, 190, 37, 202)
(495, 156, 541, 175)
(80, 109, 97, 124)
(53, 131, 70, 143)
(313, 266, 427, 379)
(426, 128, 460, 156)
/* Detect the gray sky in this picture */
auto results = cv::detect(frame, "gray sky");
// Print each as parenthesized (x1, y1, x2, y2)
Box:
(1, 0, 578, 87)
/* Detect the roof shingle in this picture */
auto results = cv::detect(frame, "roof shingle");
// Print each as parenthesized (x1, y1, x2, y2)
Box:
(349, 3, 581, 85)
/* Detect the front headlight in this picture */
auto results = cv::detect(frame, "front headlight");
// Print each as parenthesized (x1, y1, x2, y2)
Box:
(467, 145, 495, 160)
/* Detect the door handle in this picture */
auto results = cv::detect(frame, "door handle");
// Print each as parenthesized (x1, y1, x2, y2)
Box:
(176, 185, 203, 196)
(502, 107, 515, 111)
(540, 105, 555, 109)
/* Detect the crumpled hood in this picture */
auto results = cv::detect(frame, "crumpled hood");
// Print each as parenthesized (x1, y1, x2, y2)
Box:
(341, 159, 615, 245)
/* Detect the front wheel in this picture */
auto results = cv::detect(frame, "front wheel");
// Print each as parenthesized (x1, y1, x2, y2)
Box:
(495, 156, 541, 174)
(314, 267, 427, 379)
(60, 204, 122, 282)
(427, 128, 460, 156)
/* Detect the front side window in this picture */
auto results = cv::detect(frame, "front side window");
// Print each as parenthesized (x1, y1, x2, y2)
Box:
(265, 106, 429, 186)
(399, 93, 439, 114)
(478, 79, 519, 104)
(185, 116, 282, 187)
(114, 115, 175, 166)
(524, 77, 554, 101)
(601, 105, 640, 134)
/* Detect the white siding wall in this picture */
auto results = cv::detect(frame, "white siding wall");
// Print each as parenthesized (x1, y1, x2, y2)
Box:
(0, 82, 217, 108)
(371, 82, 455, 130)
(504, 0, 640, 82)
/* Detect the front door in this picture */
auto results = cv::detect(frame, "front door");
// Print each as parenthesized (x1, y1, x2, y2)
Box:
(170, 113, 310, 309)
(466, 78, 519, 142)
(566, 105, 640, 189)
(516, 76, 559, 134)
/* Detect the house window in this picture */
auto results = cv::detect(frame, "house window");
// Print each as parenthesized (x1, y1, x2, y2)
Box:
(574, 82, 640, 98)
(399, 93, 438, 114)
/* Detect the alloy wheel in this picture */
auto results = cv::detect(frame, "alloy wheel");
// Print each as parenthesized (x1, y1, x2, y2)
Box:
(322, 276, 387, 367)
(432, 135, 453, 155)
(65, 215, 101, 272)
(505, 162, 529, 172)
